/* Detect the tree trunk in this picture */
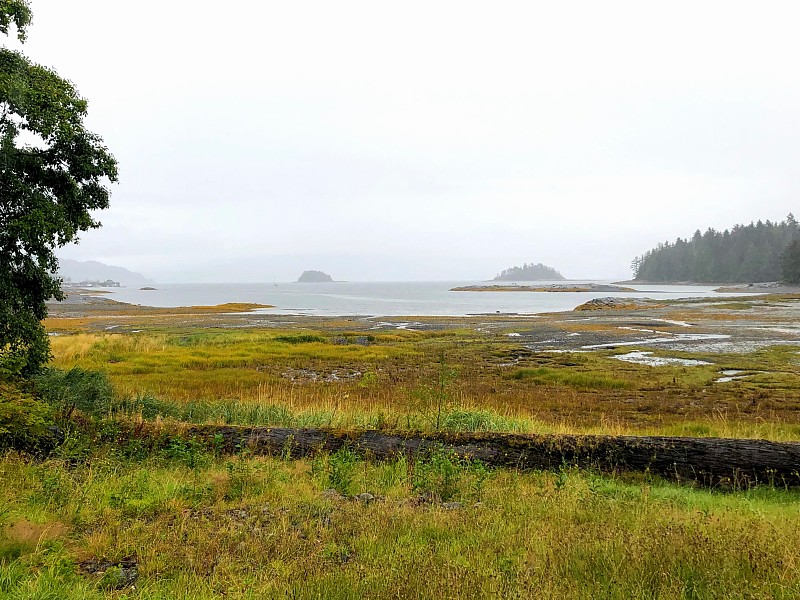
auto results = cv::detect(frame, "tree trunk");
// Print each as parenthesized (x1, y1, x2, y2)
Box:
(186, 426, 800, 488)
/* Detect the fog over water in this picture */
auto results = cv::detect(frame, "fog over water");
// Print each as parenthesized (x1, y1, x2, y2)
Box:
(13, 1, 799, 282)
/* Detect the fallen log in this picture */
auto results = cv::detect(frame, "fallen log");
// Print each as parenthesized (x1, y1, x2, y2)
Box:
(186, 426, 800, 488)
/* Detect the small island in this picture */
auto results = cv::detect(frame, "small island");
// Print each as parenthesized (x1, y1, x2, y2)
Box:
(297, 270, 333, 283)
(494, 262, 565, 281)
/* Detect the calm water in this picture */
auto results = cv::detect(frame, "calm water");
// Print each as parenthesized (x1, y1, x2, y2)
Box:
(74, 281, 746, 317)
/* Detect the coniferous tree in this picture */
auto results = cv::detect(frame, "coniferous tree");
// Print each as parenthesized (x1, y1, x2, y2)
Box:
(632, 215, 800, 283)
(781, 240, 800, 284)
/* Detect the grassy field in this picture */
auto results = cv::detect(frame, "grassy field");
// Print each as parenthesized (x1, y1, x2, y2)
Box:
(44, 324, 800, 439)
(3, 445, 800, 599)
(2, 303, 800, 597)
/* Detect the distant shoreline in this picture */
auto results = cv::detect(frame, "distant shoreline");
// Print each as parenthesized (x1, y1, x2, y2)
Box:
(615, 280, 800, 294)
(452, 284, 636, 293)
(51, 288, 273, 315)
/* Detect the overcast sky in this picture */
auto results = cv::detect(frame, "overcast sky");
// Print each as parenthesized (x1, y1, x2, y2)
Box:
(11, 1, 800, 282)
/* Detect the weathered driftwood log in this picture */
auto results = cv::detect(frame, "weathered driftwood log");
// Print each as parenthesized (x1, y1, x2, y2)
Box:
(185, 426, 800, 488)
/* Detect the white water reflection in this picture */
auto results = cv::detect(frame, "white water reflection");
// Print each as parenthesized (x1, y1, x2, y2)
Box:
(716, 369, 746, 383)
(612, 351, 713, 367)
(581, 333, 730, 350)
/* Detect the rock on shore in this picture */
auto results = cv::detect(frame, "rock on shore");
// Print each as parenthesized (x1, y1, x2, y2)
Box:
(574, 297, 656, 311)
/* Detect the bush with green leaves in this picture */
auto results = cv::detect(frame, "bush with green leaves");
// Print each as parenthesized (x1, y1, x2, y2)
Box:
(33, 367, 114, 416)
(161, 438, 210, 470)
(412, 447, 465, 501)
(412, 446, 491, 502)
(0, 382, 53, 451)
(313, 446, 360, 496)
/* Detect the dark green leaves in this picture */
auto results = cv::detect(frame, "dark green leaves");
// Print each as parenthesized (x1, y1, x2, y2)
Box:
(0, 6, 117, 376)
(0, 0, 31, 42)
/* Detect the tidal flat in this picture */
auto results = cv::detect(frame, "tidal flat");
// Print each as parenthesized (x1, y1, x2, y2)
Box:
(2, 293, 800, 598)
(42, 291, 800, 436)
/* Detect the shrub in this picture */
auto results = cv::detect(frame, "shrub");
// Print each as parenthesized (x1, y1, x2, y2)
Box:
(412, 446, 463, 501)
(412, 446, 492, 502)
(0, 382, 54, 451)
(33, 367, 114, 416)
(161, 438, 210, 469)
(314, 446, 360, 496)
(274, 334, 326, 344)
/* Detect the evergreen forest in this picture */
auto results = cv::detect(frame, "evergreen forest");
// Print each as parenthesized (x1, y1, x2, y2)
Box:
(632, 215, 800, 283)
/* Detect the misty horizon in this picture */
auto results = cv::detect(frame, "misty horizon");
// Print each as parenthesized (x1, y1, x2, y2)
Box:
(13, 2, 798, 283)
(59, 256, 628, 285)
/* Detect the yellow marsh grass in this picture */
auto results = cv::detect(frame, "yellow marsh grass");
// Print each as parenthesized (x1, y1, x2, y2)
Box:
(49, 331, 418, 404)
(41, 318, 96, 334)
(50, 333, 169, 362)
(47, 329, 800, 437)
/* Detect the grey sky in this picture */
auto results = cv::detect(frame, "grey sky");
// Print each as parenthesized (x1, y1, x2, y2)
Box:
(13, 0, 800, 281)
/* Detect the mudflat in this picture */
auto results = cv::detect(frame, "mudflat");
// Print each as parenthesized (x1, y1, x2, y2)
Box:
(47, 289, 800, 356)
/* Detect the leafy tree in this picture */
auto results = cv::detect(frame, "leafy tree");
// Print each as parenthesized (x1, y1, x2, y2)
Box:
(0, 1, 117, 376)
(0, 1, 30, 41)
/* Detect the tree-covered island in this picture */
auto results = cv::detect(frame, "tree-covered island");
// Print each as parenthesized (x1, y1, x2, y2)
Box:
(493, 262, 565, 281)
(296, 270, 334, 283)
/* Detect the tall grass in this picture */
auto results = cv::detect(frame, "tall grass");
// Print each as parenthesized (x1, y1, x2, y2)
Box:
(42, 328, 800, 439)
(511, 367, 629, 389)
(1, 449, 799, 598)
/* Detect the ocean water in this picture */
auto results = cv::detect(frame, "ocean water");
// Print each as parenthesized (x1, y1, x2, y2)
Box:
(74, 281, 745, 317)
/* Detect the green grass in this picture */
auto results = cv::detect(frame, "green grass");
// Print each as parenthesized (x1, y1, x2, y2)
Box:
(9, 313, 800, 597)
(30, 324, 800, 439)
(1, 446, 800, 599)
(511, 367, 630, 390)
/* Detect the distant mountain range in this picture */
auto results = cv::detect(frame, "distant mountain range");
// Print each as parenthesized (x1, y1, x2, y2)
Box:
(58, 259, 153, 286)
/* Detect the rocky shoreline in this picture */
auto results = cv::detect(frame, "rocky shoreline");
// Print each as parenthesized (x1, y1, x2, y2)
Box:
(616, 280, 800, 294)
(713, 282, 800, 294)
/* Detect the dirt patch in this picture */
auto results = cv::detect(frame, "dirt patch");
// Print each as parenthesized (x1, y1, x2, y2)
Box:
(282, 368, 362, 383)
(3, 519, 68, 545)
